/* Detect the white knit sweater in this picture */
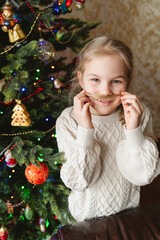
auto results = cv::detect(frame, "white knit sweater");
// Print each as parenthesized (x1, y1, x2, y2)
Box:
(56, 105, 160, 222)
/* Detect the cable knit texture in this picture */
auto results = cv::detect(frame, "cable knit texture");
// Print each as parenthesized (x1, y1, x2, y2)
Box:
(56, 105, 160, 222)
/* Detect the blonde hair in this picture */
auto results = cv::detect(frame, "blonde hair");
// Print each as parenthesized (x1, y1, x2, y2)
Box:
(70, 35, 133, 95)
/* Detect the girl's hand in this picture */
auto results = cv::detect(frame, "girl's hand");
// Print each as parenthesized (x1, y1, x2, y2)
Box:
(74, 90, 94, 129)
(121, 92, 144, 130)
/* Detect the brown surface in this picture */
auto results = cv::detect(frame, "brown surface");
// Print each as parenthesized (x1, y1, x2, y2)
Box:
(50, 205, 160, 240)
(140, 139, 160, 207)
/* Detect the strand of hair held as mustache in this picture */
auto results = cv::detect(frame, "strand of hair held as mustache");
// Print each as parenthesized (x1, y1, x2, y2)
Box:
(85, 92, 121, 100)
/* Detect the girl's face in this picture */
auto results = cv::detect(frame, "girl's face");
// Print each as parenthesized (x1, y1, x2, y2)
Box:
(78, 54, 129, 116)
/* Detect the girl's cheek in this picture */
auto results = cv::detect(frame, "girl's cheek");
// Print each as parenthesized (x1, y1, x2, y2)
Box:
(118, 85, 127, 93)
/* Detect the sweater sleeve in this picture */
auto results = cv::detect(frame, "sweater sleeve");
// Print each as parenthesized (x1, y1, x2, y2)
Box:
(56, 109, 101, 191)
(116, 105, 160, 186)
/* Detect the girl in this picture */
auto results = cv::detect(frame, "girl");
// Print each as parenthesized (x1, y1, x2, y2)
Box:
(56, 36, 160, 222)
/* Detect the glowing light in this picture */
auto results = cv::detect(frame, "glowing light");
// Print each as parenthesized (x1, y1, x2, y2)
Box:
(51, 65, 55, 69)
(46, 219, 50, 228)
(45, 117, 50, 122)
(36, 69, 40, 72)
(20, 215, 25, 220)
(38, 156, 44, 162)
(21, 87, 27, 92)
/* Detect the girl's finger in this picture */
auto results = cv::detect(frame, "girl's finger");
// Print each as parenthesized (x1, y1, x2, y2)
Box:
(121, 94, 143, 112)
(82, 102, 93, 112)
(121, 99, 143, 113)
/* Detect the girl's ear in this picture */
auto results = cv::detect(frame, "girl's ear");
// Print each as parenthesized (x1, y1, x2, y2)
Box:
(77, 71, 84, 88)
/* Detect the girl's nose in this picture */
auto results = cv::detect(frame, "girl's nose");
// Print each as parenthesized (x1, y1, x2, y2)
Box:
(101, 84, 112, 96)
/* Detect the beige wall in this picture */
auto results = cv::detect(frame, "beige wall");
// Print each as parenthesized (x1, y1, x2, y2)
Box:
(68, 0, 160, 137)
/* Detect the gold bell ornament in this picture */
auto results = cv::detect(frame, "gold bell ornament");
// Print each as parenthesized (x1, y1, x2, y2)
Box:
(11, 100, 31, 126)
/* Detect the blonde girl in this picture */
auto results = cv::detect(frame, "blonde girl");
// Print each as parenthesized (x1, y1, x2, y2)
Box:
(56, 36, 160, 222)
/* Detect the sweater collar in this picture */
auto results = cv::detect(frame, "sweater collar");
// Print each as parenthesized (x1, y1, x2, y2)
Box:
(91, 109, 120, 123)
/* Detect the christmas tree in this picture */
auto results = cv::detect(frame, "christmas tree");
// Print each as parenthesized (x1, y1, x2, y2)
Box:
(0, 0, 100, 239)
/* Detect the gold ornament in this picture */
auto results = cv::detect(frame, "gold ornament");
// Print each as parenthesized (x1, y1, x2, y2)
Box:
(11, 100, 31, 126)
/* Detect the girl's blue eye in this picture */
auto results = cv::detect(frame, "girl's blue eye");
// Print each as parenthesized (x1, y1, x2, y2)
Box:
(112, 80, 121, 84)
(91, 78, 99, 82)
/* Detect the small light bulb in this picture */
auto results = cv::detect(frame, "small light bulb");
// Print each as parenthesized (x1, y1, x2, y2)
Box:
(21, 87, 27, 92)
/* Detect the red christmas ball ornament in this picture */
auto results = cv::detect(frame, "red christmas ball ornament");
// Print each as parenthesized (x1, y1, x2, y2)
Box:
(25, 162, 49, 185)
(0, 226, 8, 240)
